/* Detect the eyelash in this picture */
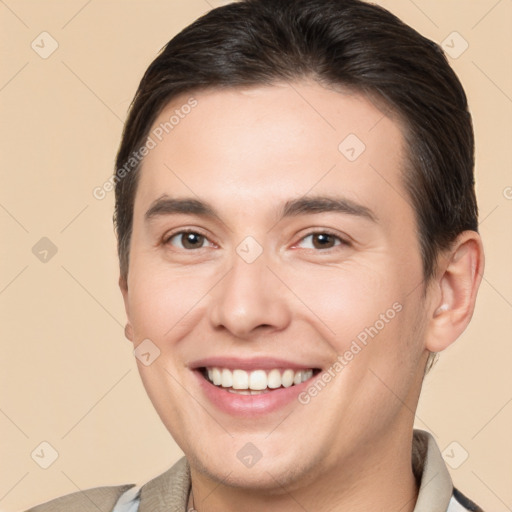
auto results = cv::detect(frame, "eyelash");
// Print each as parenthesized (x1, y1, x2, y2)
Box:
(163, 228, 350, 252)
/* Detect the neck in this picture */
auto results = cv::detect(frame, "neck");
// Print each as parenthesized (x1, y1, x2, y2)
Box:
(188, 428, 419, 512)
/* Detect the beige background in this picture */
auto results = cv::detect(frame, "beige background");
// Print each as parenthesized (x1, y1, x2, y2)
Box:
(0, 0, 511, 510)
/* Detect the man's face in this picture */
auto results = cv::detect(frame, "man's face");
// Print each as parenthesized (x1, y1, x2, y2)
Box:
(122, 82, 432, 489)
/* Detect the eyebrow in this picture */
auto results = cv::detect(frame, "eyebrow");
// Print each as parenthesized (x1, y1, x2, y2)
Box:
(144, 194, 378, 224)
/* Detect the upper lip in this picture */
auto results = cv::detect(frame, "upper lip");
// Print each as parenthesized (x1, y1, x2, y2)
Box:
(188, 356, 323, 371)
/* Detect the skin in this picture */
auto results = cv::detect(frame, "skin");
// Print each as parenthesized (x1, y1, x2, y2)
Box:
(120, 81, 484, 512)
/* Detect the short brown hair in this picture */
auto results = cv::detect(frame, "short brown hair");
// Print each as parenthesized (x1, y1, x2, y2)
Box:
(114, 0, 478, 289)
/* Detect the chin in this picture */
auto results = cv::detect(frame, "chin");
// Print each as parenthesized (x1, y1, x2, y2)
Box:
(187, 440, 322, 492)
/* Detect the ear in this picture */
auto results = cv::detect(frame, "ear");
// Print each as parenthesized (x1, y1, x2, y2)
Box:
(119, 275, 134, 343)
(425, 231, 485, 353)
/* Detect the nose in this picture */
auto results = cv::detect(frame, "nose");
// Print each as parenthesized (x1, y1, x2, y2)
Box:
(208, 248, 292, 340)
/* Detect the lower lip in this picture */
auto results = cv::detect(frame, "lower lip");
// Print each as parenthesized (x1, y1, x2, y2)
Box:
(193, 370, 315, 417)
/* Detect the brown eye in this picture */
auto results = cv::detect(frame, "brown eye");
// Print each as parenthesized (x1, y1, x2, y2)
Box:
(312, 233, 336, 249)
(297, 231, 347, 250)
(167, 231, 209, 250)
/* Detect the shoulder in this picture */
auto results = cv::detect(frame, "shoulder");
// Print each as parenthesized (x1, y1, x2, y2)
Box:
(24, 457, 190, 512)
(25, 483, 135, 512)
(137, 456, 190, 509)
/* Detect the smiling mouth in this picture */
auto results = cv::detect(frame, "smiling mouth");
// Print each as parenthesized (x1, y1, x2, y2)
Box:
(199, 367, 321, 395)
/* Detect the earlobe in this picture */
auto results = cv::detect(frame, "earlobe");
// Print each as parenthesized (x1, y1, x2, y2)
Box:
(425, 231, 485, 353)
(124, 323, 134, 342)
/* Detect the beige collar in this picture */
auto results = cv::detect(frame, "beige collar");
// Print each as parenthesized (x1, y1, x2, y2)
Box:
(412, 429, 453, 511)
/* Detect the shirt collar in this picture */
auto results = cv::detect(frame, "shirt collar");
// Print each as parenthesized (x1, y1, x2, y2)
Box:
(412, 429, 454, 511)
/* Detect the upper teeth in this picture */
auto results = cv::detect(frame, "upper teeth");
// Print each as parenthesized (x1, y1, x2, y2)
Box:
(206, 367, 313, 390)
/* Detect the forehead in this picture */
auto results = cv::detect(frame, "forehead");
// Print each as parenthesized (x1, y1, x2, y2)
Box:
(135, 81, 410, 228)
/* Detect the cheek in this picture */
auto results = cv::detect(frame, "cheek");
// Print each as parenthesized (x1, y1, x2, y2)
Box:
(287, 262, 424, 401)
(286, 263, 402, 347)
(127, 259, 214, 342)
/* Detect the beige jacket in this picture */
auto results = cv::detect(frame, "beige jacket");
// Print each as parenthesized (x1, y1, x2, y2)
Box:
(25, 430, 482, 512)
